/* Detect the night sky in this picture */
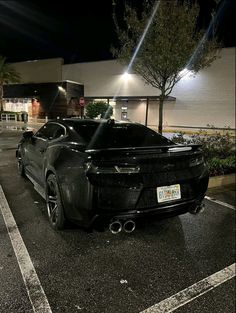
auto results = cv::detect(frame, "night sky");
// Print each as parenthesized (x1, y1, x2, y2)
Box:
(0, 0, 235, 64)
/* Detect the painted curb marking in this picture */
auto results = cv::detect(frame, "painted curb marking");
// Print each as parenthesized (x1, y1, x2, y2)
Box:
(0, 185, 53, 313)
(205, 196, 236, 211)
(140, 263, 235, 313)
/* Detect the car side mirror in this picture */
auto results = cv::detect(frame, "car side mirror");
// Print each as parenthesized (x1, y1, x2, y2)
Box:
(23, 130, 34, 139)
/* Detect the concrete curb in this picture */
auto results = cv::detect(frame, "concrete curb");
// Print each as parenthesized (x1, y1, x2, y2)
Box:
(208, 173, 235, 189)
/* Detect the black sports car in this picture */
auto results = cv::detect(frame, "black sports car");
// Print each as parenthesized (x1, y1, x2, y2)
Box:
(16, 119, 209, 233)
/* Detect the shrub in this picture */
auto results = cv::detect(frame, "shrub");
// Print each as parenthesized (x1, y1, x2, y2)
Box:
(171, 126, 235, 176)
(171, 128, 235, 161)
(207, 156, 236, 176)
(170, 131, 189, 144)
(190, 128, 235, 159)
(85, 101, 113, 119)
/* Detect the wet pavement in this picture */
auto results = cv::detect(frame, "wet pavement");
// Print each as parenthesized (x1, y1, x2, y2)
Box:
(0, 128, 235, 313)
(207, 185, 235, 207)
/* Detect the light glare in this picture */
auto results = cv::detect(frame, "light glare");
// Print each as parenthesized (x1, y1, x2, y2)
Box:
(122, 72, 130, 80)
(179, 68, 191, 78)
(58, 86, 65, 92)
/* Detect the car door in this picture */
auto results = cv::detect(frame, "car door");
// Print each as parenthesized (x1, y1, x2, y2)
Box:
(26, 123, 60, 185)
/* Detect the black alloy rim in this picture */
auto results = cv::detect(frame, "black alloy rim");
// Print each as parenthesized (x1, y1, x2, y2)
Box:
(18, 159, 23, 173)
(46, 180, 59, 225)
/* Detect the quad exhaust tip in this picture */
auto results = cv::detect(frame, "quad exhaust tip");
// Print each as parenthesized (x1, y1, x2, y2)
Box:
(190, 203, 205, 214)
(109, 220, 122, 234)
(109, 219, 136, 234)
(123, 220, 136, 233)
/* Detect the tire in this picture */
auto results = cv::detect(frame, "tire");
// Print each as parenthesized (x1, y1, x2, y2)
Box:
(46, 174, 65, 230)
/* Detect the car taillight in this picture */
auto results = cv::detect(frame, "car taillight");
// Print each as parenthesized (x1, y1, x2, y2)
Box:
(85, 162, 140, 174)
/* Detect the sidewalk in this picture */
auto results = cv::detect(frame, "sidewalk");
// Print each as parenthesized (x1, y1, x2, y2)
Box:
(0, 121, 188, 138)
(1, 120, 235, 137)
(154, 125, 235, 137)
(0, 120, 44, 132)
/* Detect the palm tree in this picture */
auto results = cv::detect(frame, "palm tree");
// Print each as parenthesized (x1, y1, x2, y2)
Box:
(0, 55, 21, 112)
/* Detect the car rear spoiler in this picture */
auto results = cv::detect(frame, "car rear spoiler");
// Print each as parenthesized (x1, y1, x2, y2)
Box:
(85, 144, 202, 155)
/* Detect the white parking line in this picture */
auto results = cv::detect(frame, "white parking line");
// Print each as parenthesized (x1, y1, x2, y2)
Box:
(0, 185, 53, 313)
(205, 196, 236, 211)
(139, 263, 235, 313)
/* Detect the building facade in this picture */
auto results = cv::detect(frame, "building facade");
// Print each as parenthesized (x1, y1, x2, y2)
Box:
(4, 48, 235, 129)
(63, 48, 235, 129)
(3, 81, 84, 119)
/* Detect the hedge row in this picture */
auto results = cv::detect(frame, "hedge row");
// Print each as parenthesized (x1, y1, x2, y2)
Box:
(171, 128, 235, 176)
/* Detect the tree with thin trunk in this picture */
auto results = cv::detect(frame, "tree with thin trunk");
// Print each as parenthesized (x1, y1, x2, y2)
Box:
(112, 0, 221, 134)
(0, 55, 21, 112)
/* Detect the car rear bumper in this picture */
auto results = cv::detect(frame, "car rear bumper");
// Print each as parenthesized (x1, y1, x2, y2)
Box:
(86, 196, 204, 228)
(71, 169, 209, 228)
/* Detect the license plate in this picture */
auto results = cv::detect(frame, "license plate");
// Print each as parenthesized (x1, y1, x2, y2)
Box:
(157, 184, 181, 203)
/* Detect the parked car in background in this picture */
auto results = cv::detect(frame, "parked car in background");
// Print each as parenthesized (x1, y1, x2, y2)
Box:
(16, 119, 209, 233)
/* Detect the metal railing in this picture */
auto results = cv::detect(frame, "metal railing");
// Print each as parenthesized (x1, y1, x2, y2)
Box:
(1, 113, 17, 122)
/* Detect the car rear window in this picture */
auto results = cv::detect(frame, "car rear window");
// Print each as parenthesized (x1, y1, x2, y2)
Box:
(71, 122, 173, 149)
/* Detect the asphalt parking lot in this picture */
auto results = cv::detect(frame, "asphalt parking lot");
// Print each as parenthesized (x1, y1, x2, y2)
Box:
(0, 127, 235, 313)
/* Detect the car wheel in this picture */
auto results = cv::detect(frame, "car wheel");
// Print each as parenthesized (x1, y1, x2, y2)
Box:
(46, 174, 65, 230)
(17, 157, 25, 177)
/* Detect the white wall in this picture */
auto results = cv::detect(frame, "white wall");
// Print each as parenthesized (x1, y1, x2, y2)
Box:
(115, 100, 146, 124)
(170, 48, 235, 128)
(9, 48, 234, 128)
(63, 60, 160, 97)
(65, 48, 235, 128)
(12, 58, 63, 83)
